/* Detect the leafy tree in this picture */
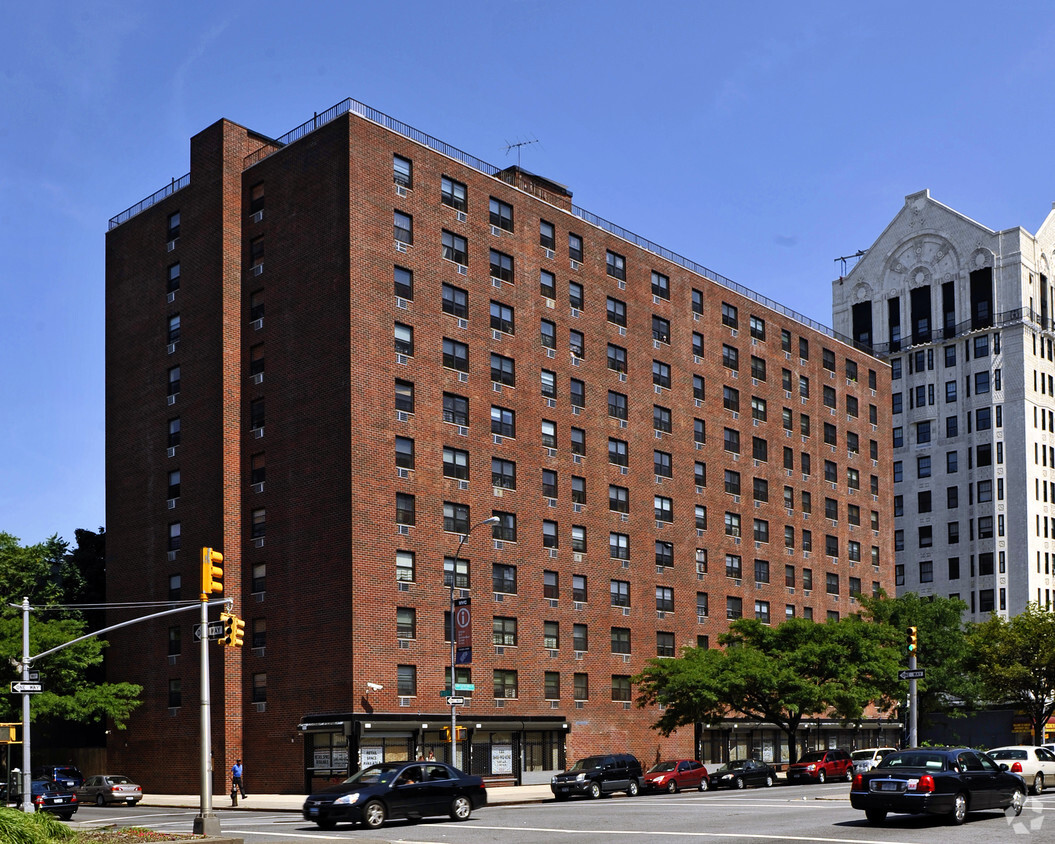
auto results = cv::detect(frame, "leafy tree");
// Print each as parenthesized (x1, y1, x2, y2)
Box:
(0, 532, 141, 736)
(967, 603, 1055, 745)
(634, 616, 901, 763)
(857, 591, 978, 725)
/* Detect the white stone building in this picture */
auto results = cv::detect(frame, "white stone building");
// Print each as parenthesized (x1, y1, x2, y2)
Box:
(832, 189, 1055, 619)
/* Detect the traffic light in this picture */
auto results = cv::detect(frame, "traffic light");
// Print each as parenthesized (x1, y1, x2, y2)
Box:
(201, 547, 224, 597)
(907, 626, 918, 654)
(219, 613, 245, 647)
(442, 727, 467, 741)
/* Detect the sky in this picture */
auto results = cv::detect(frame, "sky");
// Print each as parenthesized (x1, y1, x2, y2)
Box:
(4, 0, 1055, 546)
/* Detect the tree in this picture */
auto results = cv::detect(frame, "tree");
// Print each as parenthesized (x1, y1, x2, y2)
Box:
(857, 591, 978, 725)
(0, 532, 141, 736)
(967, 603, 1055, 745)
(634, 615, 901, 763)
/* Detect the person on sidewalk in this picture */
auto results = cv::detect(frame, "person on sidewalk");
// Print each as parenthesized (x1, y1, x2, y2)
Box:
(232, 759, 247, 798)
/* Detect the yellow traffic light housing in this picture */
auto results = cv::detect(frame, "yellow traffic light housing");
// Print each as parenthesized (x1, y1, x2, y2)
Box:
(201, 547, 224, 598)
(907, 626, 918, 654)
(231, 616, 246, 648)
(219, 613, 246, 647)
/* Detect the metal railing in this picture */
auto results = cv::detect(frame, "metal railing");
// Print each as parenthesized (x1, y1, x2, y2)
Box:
(108, 174, 190, 230)
(859, 306, 1042, 357)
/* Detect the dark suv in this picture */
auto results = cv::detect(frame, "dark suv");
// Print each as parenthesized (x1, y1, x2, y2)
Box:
(787, 749, 853, 784)
(33, 766, 84, 790)
(551, 753, 643, 800)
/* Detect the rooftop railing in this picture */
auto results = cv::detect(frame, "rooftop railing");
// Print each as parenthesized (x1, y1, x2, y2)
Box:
(108, 174, 190, 230)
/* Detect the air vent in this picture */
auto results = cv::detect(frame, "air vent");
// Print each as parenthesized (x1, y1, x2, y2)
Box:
(166, 498, 177, 510)
(167, 240, 177, 252)
(396, 297, 409, 310)
(618, 280, 626, 290)
(491, 225, 502, 237)
(251, 210, 264, 223)
(167, 447, 176, 458)
(252, 427, 264, 439)
(167, 291, 176, 304)
(253, 537, 265, 548)
(167, 395, 177, 406)
(396, 185, 408, 197)
(399, 640, 409, 649)
(168, 655, 177, 666)
(570, 260, 581, 271)
(251, 373, 264, 385)
(251, 264, 264, 276)
(398, 581, 409, 592)
(398, 525, 409, 535)
(397, 468, 409, 479)
(573, 455, 582, 465)
(251, 318, 264, 331)
(457, 211, 467, 223)
(458, 426, 469, 437)
(167, 551, 177, 561)
(396, 410, 410, 422)
(395, 242, 408, 253)
(457, 264, 468, 275)
(459, 480, 469, 490)
(458, 372, 468, 382)
(545, 249, 555, 259)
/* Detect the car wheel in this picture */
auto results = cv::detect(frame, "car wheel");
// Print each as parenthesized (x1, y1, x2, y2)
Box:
(1033, 773, 1044, 795)
(698, 778, 710, 792)
(764, 775, 773, 787)
(948, 792, 968, 825)
(449, 795, 472, 821)
(316, 818, 336, 830)
(734, 777, 745, 790)
(626, 780, 639, 797)
(666, 779, 678, 794)
(96, 794, 106, 806)
(362, 799, 386, 829)
(587, 781, 602, 799)
(1008, 787, 1026, 817)
(817, 770, 826, 784)
(865, 809, 886, 825)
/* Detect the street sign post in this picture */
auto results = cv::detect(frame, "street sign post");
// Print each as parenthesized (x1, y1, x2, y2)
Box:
(898, 668, 925, 681)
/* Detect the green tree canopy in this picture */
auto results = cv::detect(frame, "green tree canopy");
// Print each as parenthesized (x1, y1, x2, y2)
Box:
(0, 532, 141, 732)
(634, 615, 901, 764)
(966, 603, 1055, 745)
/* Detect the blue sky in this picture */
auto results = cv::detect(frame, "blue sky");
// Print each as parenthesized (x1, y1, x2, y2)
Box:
(4, 0, 1055, 545)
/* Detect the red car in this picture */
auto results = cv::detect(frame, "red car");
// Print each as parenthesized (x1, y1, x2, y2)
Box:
(787, 749, 853, 784)
(643, 760, 710, 793)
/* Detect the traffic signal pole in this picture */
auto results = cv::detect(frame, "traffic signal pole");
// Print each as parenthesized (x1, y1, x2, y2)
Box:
(196, 548, 224, 836)
(907, 626, 918, 748)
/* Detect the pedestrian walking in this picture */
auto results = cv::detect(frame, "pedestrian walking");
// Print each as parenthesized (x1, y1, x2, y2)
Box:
(232, 759, 247, 798)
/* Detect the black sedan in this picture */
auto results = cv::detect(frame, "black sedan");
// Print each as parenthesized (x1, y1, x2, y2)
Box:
(709, 758, 778, 789)
(302, 761, 487, 830)
(850, 747, 1026, 825)
(22, 779, 79, 819)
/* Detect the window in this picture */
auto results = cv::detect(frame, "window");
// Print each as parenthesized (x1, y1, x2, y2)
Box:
(696, 592, 709, 617)
(493, 563, 517, 593)
(724, 470, 741, 496)
(393, 210, 413, 245)
(606, 250, 626, 280)
(722, 344, 739, 370)
(168, 417, 181, 448)
(394, 322, 413, 355)
(490, 300, 515, 334)
(442, 230, 468, 265)
(799, 337, 810, 361)
(167, 211, 181, 240)
(248, 452, 265, 487)
(490, 249, 514, 282)
(799, 376, 810, 399)
(753, 519, 769, 543)
(569, 281, 584, 309)
(572, 475, 585, 504)
(539, 219, 555, 249)
(657, 631, 676, 657)
(651, 271, 670, 299)
(726, 596, 743, 620)
(396, 607, 416, 639)
(823, 386, 836, 410)
(541, 369, 556, 398)
(494, 669, 517, 699)
(167, 469, 180, 499)
(609, 437, 628, 466)
(750, 315, 766, 340)
(695, 462, 707, 487)
(396, 551, 415, 582)
(751, 356, 767, 381)
(571, 427, 585, 455)
(443, 338, 468, 372)
(611, 627, 631, 654)
(721, 302, 738, 329)
(654, 405, 672, 433)
(441, 283, 468, 317)
(168, 365, 181, 397)
(696, 506, 708, 530)
(608, 390, 628, 420)
(569, 232, 583, 262)
(612, 675, 632, 702)
(573, 672, 589, 699)
(572, 575, 587, 603)
(656, 585, 674, 612)
(653, 360, 671, 388)
(493, 616, 517, 646)
(606, 296, 627, 326)
(167, 262, 180, 293)
(443, 392, 469, 426)
(755, 600, 771, 624)
(654, 450, 672, 478)
(544, 570, 559, 599)
(168, 678, 182, 708)
(655, 496, 673, 522)
(826, 573, 840, 595)
(395, 379, 414, 413)
(395, 436, 414, 469)
(539, 268, 557, 299)
(250, 508, 266, 539)
(167, 314, 181, 345)
(693, 332, 705, 357)
(723, 428, 740, 454)
(571, 525, 586, 552)
(610, 579, 630, 607)
(607, 343, 627, 373)
(723, 386, 740, 412)
(444, 556, 469, 589)
(693, 375, 706, 402)
(610, 532, 630, 560)
(652, 315, 670, 344)
(543, 520, 558, 548)
(444, 501, 470, 534)
(492, 512, 517, 541)
(394, 493, 416, 526)
(168, 625, 181, 656)
(695, 418, 706, 444)
(754, 558, 770, 583)
(490, 353, 515, 386)
(725, 553, 742, 578)
(753, 477, 768, 502)
(609, 485, 629, 513)
(570, 378, 585, 407)
(441, 176, 467, 210)
(752, 437, 768, 462)
(542, 420, 557, 448)
(489, 197, 513, 231)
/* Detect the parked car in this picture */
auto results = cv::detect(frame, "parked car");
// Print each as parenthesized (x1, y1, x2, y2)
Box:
(551, 753, 643, 800)
(302, 761, 486, 830)
(988, 745, 1055, 794)
(851, 747, 897, 774)
(643, 760, 710, 793)
(77, 774, 143, 806)
(710, 758, 778, 789)
(850, 747, 1026, 825)
(787, 749, 853, 784)
(18, 779, 79, 820)
(32, 765, 84, 790)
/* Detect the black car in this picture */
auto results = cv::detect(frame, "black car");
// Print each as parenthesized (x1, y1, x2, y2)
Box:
(32, 765, 84, 790)
(302, 761, 486, 829)
(551, 753, 644, 800)
(21, 779, 79, 819)
(710, 758, 778, 789)
(850, 747, 1026, 825)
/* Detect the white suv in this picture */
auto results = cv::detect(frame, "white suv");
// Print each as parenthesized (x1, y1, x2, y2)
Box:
(851, 747, 897, 774)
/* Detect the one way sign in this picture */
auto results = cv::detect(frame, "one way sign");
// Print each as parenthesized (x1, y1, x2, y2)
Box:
(10, 682, 42, 694)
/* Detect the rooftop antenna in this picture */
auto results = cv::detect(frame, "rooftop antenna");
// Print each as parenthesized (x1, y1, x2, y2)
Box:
(504, 138, 539, 169)
(835, 250, 867, 277)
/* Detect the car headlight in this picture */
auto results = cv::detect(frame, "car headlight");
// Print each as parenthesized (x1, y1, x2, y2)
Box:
(807, 764, 816, 771)
(576, 772, 586, 781)
(653, 775, 665, 783)
(722, 773, 733, 779)
(333, 792, 360, 806)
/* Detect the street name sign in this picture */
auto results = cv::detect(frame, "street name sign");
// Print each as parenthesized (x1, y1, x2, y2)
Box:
(898, 669, 925, 681)
(10, 682, 42, 694)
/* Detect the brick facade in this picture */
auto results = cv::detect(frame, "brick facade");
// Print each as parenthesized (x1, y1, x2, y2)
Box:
(105, 99, 895, 795)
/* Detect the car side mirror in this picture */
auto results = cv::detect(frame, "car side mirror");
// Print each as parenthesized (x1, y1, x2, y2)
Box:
(999, 763, 1009, 771)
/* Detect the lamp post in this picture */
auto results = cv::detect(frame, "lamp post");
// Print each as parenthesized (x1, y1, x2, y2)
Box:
(449, 516, 500, 770)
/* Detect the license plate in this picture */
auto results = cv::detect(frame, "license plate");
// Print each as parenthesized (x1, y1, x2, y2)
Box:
(878, 781, 899, 791)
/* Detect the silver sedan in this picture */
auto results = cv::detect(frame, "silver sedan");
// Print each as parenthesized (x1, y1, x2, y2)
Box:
(77, 774, 143, 805)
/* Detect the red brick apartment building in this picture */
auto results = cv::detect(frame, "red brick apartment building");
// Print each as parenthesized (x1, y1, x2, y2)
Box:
(104, 98, 896, 794)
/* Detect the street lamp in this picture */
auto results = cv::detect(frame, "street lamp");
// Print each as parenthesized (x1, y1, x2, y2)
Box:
(449, 516, 500, 770)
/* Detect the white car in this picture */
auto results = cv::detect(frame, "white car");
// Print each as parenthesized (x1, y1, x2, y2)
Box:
(988, 746, 1055, 794)
(850, 747, 897, 774)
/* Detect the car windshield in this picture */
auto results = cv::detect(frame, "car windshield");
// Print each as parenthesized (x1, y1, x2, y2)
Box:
(878, 752, 946, 771)
(648, 762, 678, 772)
(851, 750, 876, 761)
(990, 750, 1027, 760)
(108, 776, 133, 784)
(714, 760, 747, 772)
(568, 756, 606, 772)
(341, 764, 402, 786)
(55, 768, 81, 778)
(798, 752, 826, 763)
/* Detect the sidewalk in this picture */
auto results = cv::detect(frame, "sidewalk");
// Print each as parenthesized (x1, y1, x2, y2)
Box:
(142, 783, 553, 812)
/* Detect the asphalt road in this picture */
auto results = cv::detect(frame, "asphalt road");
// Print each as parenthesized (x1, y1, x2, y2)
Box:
(71, 783, 1055, 843)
